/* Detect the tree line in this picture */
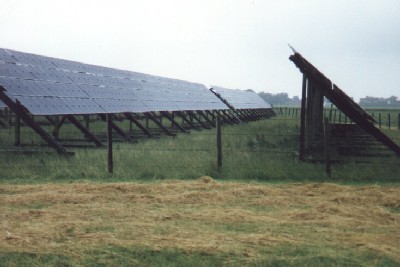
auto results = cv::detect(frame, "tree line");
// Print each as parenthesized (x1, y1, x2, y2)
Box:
(256, 90, 399, 108)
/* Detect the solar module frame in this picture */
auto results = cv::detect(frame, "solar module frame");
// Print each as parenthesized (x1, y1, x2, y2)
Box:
(211, 86, 271, 110)
(0, 48, 229, 116)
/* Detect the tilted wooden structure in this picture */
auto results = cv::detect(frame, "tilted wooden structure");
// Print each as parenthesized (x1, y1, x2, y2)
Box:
(289, 51, 400, 160)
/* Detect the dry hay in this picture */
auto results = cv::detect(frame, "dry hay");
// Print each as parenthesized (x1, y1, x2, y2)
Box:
(1, 178, 399, 263)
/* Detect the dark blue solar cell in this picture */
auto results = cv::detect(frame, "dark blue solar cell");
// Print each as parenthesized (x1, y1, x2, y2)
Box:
(0, 63, 36, 80)
(211, 86, 271, 109)
(52, 58, 87, 73)
(0, 49, 17, 63)
(0, 48, 230, 115)
(7, 49, 55, 68)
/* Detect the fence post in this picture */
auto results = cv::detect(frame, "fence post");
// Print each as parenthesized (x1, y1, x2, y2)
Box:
(107, 114, 113, 174)
(15, 113, 20, 146)
(324, 118, 331, 177)
(371, 113, 375, 126)
(333, 109, 337, 123)
(216, 115, 222, 168)
(378, 113, 381, 128)
(388, 113, 391, 130)
(398, 113, 400, 130)
(299, 75, 307, 161)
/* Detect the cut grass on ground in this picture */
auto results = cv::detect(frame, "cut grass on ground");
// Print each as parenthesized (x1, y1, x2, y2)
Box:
(1, 178, 399, 266)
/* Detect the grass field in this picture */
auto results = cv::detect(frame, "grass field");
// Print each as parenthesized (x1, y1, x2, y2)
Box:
(1, 178, 400, 266)
(1, 112, 400, 266)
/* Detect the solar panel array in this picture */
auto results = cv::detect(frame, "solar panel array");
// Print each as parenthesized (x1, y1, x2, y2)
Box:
(0, 48, 228, 115)
(211, 86, 271, 109)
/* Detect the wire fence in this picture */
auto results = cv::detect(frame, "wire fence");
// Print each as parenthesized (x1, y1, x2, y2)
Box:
(0, 112, 399, 181)
(274, 107, 400, 130)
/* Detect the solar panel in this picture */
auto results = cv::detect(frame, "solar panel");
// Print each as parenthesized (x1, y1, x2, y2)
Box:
(211, 86, 271, 110)
(0, 48, 228, 115)
(0, 49, 17, 64)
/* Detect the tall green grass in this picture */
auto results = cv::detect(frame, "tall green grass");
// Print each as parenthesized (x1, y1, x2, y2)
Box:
(0, 116, 399, 183)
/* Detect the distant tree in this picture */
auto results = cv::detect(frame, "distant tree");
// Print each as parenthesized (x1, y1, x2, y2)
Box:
(359, 95, 400, 107)
(258, 91, 301, 106)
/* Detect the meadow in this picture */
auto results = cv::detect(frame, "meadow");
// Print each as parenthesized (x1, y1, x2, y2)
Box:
(0, 111, 400, 266)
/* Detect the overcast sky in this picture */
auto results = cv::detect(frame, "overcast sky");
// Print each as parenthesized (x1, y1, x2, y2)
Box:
(0, 0, 399, 101)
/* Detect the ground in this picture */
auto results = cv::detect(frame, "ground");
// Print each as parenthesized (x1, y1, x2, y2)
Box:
(1, 177, 399, 266)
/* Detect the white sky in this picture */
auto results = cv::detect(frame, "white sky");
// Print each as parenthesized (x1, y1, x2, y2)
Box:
(0, 0, 399, 101)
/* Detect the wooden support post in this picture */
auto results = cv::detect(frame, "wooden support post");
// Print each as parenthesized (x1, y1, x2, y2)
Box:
(176, 111, 196, 129)
(378, 113, 381, 128)
(160, 111, 188, 133)
(0, 92, 68, 154)
(14, 112, 20, 146)
(145, 112, 175, 136)
(124, 113, 153, 137)
(188, 111, 211, 129)
(388, 113, 391, 130)
(333, 109, 337, 123)
(99, 114, 130, 141)
(85, 115, 90, 129)
(398, 113, 400, 130)
(371, 113, 375, 125)
(324, 118, 331, 177)
(107, 114, 113, 174)
(299, 75, 307, 161)
(66, 115, 103, 147)
(197, 111, 215, 127)
(216, 115, 222, 168)
(53, 116, 60, 140)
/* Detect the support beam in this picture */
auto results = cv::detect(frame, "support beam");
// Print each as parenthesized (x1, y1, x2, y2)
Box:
(205, 110, 216, 122)
(144, 112, 175, 136)
(99, 114, 130, 141)
(52, 116, 66, 138)
(221, 110, 237, 124)
(14, 112, 20, 146)
(160, 111, 188, 133)
(0, 90, 68, 154)
(123, 113, 153, 137)
(66, 115, 103, 147)
(187, 111, 210, 129)
(196, 111, 214, 127)
(175, 111, 196, 129)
